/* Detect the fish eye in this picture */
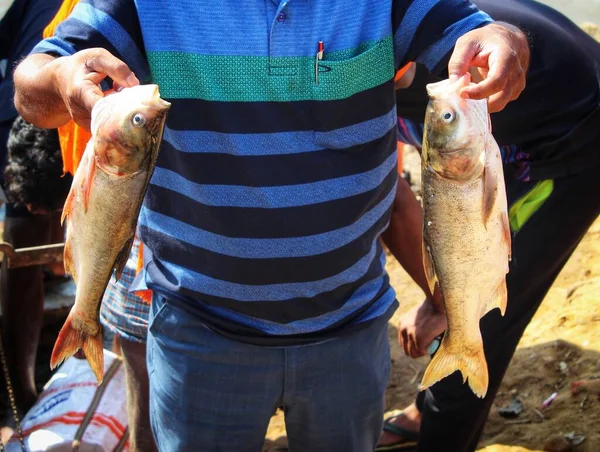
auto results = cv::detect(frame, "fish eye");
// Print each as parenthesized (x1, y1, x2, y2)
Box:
(440, 110, 455, 123)
(131, 113, 146, 128)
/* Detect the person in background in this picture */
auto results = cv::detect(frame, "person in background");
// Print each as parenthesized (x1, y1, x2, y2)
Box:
(14, 1, 529, 450)
(0, 0, 62, 442)
(378, 0, 600, 450)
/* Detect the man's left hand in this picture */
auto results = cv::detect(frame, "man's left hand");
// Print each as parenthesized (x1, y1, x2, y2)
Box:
(398, 298, 447, 359)
(448, 22, 530, 113)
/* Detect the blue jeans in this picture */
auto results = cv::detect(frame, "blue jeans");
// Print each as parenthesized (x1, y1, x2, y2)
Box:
(147, 295, 391, 452)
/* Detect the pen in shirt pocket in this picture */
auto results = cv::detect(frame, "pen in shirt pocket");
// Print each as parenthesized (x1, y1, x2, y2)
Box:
(315, 41, 324, 86)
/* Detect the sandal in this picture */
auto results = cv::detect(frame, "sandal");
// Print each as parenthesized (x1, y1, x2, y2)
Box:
(375, 413, 419, 451)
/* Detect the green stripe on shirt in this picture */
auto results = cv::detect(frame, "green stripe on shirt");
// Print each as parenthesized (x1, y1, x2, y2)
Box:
(147, 36, 394, 102)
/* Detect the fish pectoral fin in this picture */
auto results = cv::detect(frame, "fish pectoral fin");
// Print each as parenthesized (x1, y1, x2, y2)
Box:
(61, 186, 75, 225)
(82, 152, 97, 213)
(51, 313, 105, 384)
(481, 280, 508, 317)
(420, 336, 489, 398)
(422, 238, 438, 295)
(113, 235, 135, 282)
(482, 164, 498, 227)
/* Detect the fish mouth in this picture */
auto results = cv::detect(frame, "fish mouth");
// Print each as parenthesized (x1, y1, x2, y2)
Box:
(146, 84, 172, 110)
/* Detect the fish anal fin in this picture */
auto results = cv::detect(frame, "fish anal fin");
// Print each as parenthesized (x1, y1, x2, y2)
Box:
(420, 336, 489, 398)
(422, 238, 438, 295)
(482, 165, 498, 227)
(113, 236, 135, 282)
(51, 313, 105, 384)
(481, 280, 508, 317)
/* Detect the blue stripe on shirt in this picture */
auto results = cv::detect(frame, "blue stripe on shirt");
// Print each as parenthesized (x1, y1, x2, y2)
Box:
(393, 0, 441, 68)
(164, 107, 397, 156)
(139, 184, 393, 259)
(150, 151, 397, 209)
(156, 238, 383, 303)
(136, 0, 390, 56)
(31, 38, 77, 57)
(417, 12, 492, 71)
(65, 3, 149, 81)
(192, 267, 392, 335)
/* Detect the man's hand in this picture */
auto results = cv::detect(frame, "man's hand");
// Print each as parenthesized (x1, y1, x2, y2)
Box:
(54, 48, 139, 129)
(398, 298, 447, 358)
(448, 22, 530, 113)
(14, 48, 139, 130)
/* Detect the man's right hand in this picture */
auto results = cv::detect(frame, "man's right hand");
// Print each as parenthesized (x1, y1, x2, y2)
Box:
(53, 48, 139, 129)
(14, 48, 139, 130)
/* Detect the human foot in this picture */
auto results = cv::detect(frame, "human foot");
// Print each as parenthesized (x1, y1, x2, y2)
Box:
(376, 403, 421, 450)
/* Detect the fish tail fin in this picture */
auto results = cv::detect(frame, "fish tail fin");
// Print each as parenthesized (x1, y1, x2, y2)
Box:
(420, 336, 489, 398)
(51, 314, 104, 383)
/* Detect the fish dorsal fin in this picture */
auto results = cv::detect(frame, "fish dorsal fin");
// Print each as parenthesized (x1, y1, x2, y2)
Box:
(482, 163, 498, 227)
(113, 235, 135, 282)
(422, 238, 438, 295)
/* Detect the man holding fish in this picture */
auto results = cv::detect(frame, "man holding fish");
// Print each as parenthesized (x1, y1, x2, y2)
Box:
(13, 0, 529, 450)
(379, 0, 600, 450)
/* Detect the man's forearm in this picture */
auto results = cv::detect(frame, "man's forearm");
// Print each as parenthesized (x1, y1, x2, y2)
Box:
(14, 53, 71, 128)
(382, 176, 444, 311)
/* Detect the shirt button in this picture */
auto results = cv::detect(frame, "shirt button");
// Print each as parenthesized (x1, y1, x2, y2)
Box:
(277, 12, 286, 22)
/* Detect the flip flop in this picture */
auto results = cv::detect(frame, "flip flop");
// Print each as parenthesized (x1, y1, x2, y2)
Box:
(375, 413, 419, 451)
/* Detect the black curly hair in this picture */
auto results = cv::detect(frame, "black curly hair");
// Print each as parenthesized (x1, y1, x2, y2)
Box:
(3, 116, 73, 214)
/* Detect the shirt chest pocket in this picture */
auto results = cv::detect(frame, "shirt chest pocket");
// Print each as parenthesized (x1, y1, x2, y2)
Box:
(310, 37, 396, 150)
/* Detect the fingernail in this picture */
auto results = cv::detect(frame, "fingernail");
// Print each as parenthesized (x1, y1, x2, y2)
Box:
(126, 73, 139, 86)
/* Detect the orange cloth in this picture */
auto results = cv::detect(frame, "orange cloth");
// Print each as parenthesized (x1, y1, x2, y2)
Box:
(43, 0, 92, 177)
(394, 62, 413, 83)
(46, 0, 151, 302)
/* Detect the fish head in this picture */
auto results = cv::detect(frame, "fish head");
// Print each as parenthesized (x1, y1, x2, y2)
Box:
(91, 84, 171, 175)
(422, 74, 489, 183)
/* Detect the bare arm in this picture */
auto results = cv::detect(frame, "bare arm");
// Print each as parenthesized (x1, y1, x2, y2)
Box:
(14, 48, 139, 130)
(14, 53, 71, 128)
(381, 176, 443, 310)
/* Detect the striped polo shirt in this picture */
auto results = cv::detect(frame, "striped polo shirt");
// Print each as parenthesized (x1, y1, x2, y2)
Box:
(33, 0, 491, 345)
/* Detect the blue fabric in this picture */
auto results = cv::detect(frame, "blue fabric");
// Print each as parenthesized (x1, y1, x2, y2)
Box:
(147, 293, 391, 452)
(99, 235, 149, 343)
(162, 107, 398, 156)
(139, 187, 394, 259)
(145, 153, 397, 209)
(61, 3, 149, 81)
